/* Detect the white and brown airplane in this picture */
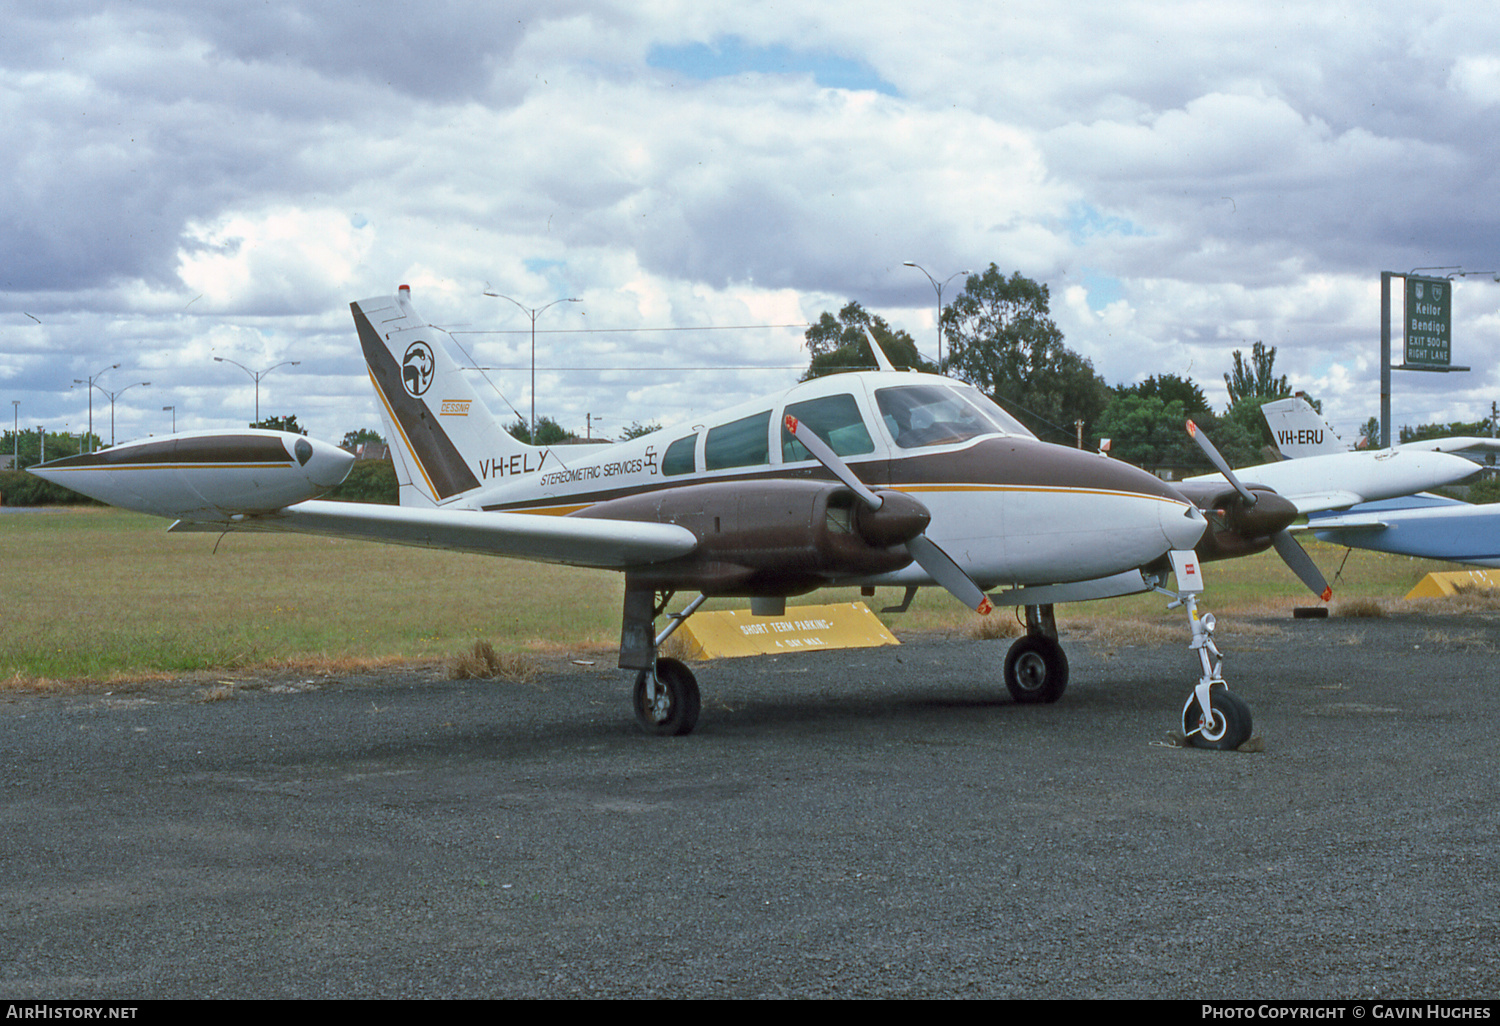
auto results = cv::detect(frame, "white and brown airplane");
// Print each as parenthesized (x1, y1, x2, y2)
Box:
(38, 286, 1347, 749)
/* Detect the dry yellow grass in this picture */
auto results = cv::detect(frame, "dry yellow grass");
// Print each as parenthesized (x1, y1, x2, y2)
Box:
(449, 640, 544, 682)
(967, 612, 1026, 640)
(1335, 597, 1386, 618)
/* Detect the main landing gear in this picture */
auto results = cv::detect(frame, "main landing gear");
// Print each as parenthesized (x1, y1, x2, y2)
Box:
(622, 588, 706, 737)
(633, 657, 701, 736)
(1003, 605, 1069, 704)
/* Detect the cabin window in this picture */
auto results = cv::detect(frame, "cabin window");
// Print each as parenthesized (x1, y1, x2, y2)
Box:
(704, 411, 771, 471)
(875, 384, 1005, 449)
(781, 393, 875, 462)
(662, 434, 697, 476)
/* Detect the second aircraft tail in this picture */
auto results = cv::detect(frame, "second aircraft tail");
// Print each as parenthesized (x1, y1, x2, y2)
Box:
(1261, 395, 1349, 459)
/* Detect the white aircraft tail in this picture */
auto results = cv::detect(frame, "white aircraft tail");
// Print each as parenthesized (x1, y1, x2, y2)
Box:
(1262, 396, 1349, 458)
(352, 286, 539, 507)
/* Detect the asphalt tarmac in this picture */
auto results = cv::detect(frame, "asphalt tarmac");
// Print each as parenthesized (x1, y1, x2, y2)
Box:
(2, 610, 1498, 1000)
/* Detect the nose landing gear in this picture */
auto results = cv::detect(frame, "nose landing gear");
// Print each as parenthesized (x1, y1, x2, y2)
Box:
(1153, 551, 1254, 751)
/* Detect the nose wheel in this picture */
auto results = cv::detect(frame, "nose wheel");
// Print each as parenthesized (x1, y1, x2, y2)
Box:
(1182, 684, 1252, 750)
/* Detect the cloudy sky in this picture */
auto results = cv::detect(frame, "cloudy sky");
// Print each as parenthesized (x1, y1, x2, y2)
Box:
(3, 0, 1498, 451)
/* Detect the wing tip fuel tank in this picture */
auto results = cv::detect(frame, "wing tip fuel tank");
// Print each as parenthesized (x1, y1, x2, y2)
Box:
(27, 429, 354, 520)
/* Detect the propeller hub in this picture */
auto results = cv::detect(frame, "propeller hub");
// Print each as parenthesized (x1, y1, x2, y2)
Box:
(852, 489, 930, 548)
(1232, 489, 1297, 538)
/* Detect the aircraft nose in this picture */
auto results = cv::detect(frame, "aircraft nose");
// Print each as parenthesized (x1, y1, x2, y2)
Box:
(1163, 501, 1208, 551)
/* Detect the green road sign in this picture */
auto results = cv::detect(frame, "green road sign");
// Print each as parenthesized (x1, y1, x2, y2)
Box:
(1405, 275, 1452, 367)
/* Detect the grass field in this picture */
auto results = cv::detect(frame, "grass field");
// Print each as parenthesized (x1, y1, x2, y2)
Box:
(0, 506, 1475, 684)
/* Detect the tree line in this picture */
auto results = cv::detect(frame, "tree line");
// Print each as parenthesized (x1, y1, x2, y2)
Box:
(808, 264, 1349, 472)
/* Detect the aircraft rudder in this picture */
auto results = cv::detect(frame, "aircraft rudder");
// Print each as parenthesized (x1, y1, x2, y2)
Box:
(351, 287, 534, 504)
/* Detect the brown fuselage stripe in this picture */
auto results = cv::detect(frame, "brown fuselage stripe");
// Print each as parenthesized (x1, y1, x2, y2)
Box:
(36, 436, 293, 468)
(477, 437, 1188, 515)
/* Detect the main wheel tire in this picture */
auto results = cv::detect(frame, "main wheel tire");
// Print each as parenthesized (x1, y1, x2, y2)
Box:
(1003, 635, 1069, 704)
(1182, 687, 1252, 750)
(632, 657, 702, 736)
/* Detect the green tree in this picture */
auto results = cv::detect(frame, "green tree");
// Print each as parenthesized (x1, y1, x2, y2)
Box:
(2, 429, 95, 471)
(1094, 395, 1194, 468)
(1223, 341, 1289, 407)
(325, 459, 398, 504)
(1399, 419, 1493, 444)
(1218, 399, 1283, 466)
(1095, 376, 1219, 469)
(1126, 374, 1210, 413)
(252, 414, 307, 435)
(802, 302, 930, 380)
(940, 264, 1111, 442)
(1357, 416, 1380, 449)
(506, 416, 576, 445)
(1220, 342, 1293, 453)
(619, 421, 661, 440)
(341, 427, 385, 450)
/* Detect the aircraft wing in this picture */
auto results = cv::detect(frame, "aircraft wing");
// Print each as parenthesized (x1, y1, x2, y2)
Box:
(1398, 437, 1500, 454)
(1288, 513, 1389, 534)
(168, 499, 699, 570)
(1278, 490, 1371, 515)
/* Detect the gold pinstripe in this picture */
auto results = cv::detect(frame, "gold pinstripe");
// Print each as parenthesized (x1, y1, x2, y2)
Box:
(369, 368, 439, 499)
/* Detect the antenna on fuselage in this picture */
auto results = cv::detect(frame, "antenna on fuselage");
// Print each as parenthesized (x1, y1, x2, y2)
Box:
(861, 327, 898, 372)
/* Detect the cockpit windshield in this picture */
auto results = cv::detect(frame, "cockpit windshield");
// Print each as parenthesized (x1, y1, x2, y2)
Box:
(952, 385, 1035, 439)
(874, 383, 1034, 449)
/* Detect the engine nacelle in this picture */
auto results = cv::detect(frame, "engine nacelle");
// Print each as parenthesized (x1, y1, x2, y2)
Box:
(1175, 481, 1299, 562)
(577, 479, 928, 595)
(28, 430, 355, 521)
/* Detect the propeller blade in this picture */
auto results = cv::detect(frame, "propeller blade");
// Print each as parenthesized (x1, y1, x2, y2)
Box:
(784, 414, 883, 509)
(1186, 419, 1257, 507)
(1271, 529, 1333, 602)
(907, 534, 994, 615)
(786, 413, 991, 615)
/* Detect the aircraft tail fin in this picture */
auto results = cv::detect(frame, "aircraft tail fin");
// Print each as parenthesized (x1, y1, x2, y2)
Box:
(352, 286, 536, 507)
(1261, 396, 1349, 459)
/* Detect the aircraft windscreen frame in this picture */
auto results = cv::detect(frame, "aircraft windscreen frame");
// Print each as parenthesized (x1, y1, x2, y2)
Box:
(875, 383, 1035, 449)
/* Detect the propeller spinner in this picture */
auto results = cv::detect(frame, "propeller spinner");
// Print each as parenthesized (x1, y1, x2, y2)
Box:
(784, 414, 994, 615)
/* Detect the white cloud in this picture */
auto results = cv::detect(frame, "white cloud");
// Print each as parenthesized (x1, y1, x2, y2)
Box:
(177, 208, 377, 313)
(4, 1, 1500, 448)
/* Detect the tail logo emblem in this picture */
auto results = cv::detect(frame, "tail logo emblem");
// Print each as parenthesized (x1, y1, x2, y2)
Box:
(402, 341, 435, 397)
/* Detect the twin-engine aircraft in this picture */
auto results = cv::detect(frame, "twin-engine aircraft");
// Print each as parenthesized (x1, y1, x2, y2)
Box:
(1260, 396, 1500, 568)
(40, 285, 1320, 749)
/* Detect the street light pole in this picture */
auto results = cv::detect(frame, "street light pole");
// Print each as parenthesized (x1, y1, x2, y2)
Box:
(97, 381, 149, 446)
(11, 400, 17, 467)
(903, 262, 970, 372)
(214, 358, 301, 425)
(163, 406, 176, 432)
(71, 363, 120, 453)
(484, 291, 582, 443)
